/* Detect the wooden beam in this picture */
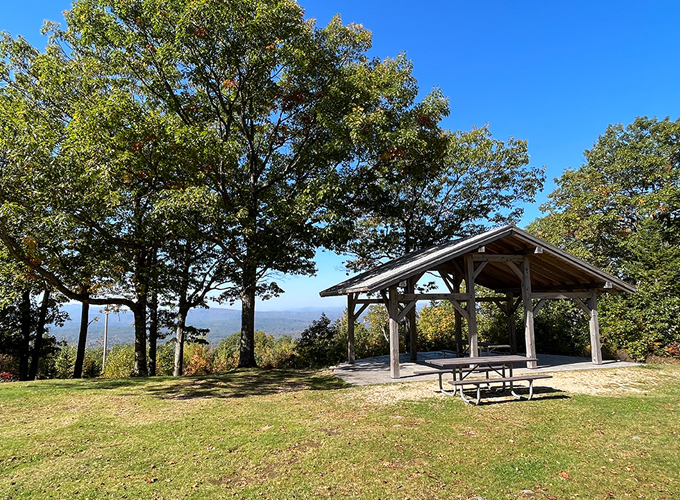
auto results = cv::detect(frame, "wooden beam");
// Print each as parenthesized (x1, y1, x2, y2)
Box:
(352, 302, 370, 322)
(398, 301, 416, 323)
(527, 282, 611, 292)
(380, 289, 389, 307)
(398, 293, 502, 303)
(494, 300, 508, 315)
(473, 261, 488, 279)
(572, 297, 591, 315)
(407, 276, 418, 361)
(454, 276, 464, 355)
(507, 293, 517, 354)
(532, 292, 593, 300)
(472, 254, 526, 262)
(533, 299, 547, 316)
(450, 259, 465, 280)
(355, 299, 384, 305)
(347, 293, 356, 363)
(448, 298, 469, 320)
(589, 292, 603, 365)
(439, 271, 456, 293)
(388, 286, 400, 378)
(465, 254, 479, 357)
(400, 293, 471, 301)
(505, 260, 524, 279)
(522, 257, 537, 369)
(514, 296, 522, 312)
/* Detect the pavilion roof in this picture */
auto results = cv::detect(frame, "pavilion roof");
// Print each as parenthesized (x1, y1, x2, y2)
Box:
(319, 225, 636, 297)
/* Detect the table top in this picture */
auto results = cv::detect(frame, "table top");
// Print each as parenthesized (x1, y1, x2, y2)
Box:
(425, 355, 538, 369)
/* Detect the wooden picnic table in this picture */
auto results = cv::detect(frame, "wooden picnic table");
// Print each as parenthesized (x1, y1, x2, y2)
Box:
(421, 355, 548, 404)
(426, 354, 535, 374)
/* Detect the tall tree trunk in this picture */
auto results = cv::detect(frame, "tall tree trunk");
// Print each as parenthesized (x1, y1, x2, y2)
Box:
(29, 286, 50, 381)
(132, 250, 149, 377)
(238, 263, 257, 368)
(132, 302, 148, 377)
(173, 303, 188, 376)
(148, 290, 158, 377)
(73, 292, 89, 378)
(18, 290, 31, 381)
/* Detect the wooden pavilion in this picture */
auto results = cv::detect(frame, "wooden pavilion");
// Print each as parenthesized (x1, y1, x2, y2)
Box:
(319, 225, 636, 378)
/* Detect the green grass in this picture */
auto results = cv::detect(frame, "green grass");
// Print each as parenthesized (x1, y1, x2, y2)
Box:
(1, 367, 679, 499)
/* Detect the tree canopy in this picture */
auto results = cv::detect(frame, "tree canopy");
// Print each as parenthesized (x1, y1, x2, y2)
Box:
(530, 116, 680, 359)
(3, 0, 495, 370)
(341, 122, 546, 272)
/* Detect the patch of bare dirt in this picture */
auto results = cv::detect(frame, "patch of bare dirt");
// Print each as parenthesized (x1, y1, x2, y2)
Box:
(535, 367, 680, 395)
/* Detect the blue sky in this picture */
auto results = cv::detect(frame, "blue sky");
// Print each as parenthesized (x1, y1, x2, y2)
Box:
(4, 1, 680, 311)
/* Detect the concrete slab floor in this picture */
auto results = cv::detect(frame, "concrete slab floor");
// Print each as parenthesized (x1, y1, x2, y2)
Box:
(332, 351, 640, 386)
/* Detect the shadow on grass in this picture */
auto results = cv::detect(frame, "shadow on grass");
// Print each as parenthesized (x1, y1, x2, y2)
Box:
(458, 385, 570, 406)
(151, 369, 350, 400)
(28, 368, 349, 400)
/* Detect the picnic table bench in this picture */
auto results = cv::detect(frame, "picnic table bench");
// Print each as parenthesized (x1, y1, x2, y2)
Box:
(419, 355, 552, 405)
(448, 374, 552, 405)
(413, 366, 497, 395)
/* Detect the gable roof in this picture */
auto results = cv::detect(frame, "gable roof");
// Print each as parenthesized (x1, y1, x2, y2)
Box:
(319, 225, 636, 297)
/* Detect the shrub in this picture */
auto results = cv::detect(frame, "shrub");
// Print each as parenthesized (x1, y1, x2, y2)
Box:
(213, 334, 240, 372)
(183, 344, 214, 376)
(296, 314, 345, 368)
(82, 347, 103, 378)
(54, 342, 77, 379)
(156, 341, 176, 376)
(101, 344, 135, 378)
(0, 354, 16, 378)
(213, 331, 298, 371)
(256, 333, 297, 369)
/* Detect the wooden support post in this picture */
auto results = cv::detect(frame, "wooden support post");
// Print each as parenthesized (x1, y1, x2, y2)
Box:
(388, 286, 400, 378)
(465, 255, 478, 357)
(454, 275, 463, 356)
(589, 291, 603, 365)
(522, 258, 537, 369)
(408, 307, 417, 361)
(507, 293, 517, 354)
(347, 293, 356, 363)
(408, 277, 418, 361)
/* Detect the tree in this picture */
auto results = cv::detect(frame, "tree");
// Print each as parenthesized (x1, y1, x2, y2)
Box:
(63, 0, 440, 367)
(0, 258, 68, 381)
(296, 314, 344, 368)
(417, 301, 460, 352)
(156, 238, 227, 376)
(529, 116, 680, 359)
(342, 124, 546, 271)
(0, 30, 209, 376)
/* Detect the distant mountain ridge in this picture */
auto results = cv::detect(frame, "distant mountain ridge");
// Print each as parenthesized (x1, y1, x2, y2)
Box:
(50, 305, 346, 346)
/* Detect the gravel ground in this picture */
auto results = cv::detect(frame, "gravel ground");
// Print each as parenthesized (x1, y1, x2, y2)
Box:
(340, 366, 679, 408)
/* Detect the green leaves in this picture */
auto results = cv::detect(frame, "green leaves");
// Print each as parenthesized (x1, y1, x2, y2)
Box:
(342, 120, 545, 271)
(531, 116, 680, 359)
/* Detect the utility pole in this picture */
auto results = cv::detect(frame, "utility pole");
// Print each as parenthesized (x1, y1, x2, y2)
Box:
(102, 308, 110, 372)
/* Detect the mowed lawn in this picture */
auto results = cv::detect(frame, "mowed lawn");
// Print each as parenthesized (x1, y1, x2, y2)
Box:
(1, 365, 679, 499)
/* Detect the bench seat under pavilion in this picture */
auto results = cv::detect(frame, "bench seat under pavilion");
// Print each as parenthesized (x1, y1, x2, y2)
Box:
(319, 225, 636, 378)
